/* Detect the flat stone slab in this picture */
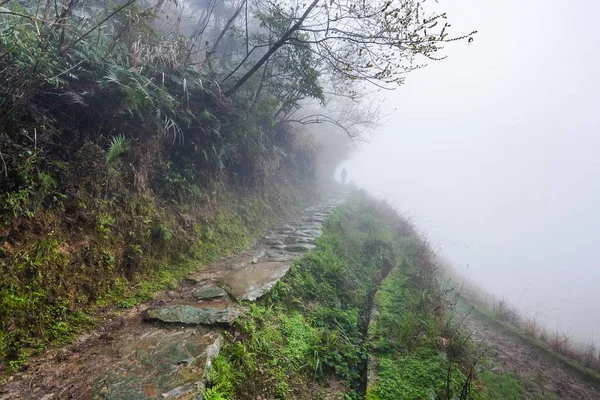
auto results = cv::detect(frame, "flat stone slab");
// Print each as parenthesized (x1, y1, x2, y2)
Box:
(94, 328, 222, 399)
(284, 243, 316, 252)
(284, 235, 315, 244)
(145, 303, 240, 325)
(192, 284, 228, 300)
(218, 261, 291, 301)
(295, 229, 322, 238)
(264, 249, 294, 262)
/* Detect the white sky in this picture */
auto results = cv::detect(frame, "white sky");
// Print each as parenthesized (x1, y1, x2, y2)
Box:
(344, 0, 600, 342)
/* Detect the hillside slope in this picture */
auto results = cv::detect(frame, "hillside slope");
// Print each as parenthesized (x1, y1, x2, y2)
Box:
(461, 304, 600, 399)
(0, 194, 347, 399)
(4, 190, 600, 399)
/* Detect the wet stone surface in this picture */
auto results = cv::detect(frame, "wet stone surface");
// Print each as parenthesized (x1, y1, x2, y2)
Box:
(96, 193, 348, 398)
(196, 193, 346, 304)
(144, 303, 240, 325)
(218, 261, 292, 301)
(282, 243, 317, 252)
(284, 235, 315, 244)
(192, 284, 228, 300)
(94, 328, 222, 400)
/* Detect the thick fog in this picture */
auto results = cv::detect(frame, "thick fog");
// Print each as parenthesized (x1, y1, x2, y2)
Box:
(343, 0, 600, 343)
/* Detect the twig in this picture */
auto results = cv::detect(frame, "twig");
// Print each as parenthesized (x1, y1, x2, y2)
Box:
(0, 145, 7, 178)
(0, 10, 36, 22)
(61, 0, 137, 53)
(43, 59, 84, 84)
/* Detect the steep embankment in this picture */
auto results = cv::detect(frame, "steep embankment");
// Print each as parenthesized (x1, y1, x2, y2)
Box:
(460, 303, 600, 399)
(0, 194, 347, 399)
(0, 57, 331, 374)
(0, 167, 321, 375)
(1, 0, 342, 373)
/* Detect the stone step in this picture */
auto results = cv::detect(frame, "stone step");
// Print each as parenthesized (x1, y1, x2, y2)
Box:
(218, 261, 292, 301)
(94, 328, 222, 399)
(144, 303, 240, 325)
(192, 283, 229, 300)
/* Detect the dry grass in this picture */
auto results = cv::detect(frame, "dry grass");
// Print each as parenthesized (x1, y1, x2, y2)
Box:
(440, 264, 600, 374)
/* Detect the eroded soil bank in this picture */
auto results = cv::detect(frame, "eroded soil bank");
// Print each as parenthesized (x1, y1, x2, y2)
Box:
(0, 194, 347, 400)
(464, 308, 600, 399)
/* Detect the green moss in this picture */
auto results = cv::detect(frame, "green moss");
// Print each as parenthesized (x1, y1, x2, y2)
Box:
(280, 313, 319, 367)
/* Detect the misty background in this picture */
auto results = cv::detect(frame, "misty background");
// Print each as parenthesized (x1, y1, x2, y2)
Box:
(342, 0, 600, 343)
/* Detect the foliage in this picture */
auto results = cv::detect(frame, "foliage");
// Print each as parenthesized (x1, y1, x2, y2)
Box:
(223, 0, 476, 130)
(367, 263, 486, 399)
(0, 0, 471, 379)
(478, 369, 523, 400)
(106, 135, 130, 166)
(0, 0, 330, 374)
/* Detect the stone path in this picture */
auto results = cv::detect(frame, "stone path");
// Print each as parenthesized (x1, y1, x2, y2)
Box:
(0, 193, 347, 400)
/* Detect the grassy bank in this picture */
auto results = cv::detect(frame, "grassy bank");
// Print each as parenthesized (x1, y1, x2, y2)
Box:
(0, 183, 320, 374)
(461, 300, 600, 392)
(200, 191, 507, 400)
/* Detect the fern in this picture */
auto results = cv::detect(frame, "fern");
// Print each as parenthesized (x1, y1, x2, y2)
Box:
(154, 109, 184, 145)
(202, 387, 226, 400)
(106, 134, 129, 165)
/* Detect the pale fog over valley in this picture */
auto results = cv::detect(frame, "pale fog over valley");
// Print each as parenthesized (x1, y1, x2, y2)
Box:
(344, 0, 600, 343)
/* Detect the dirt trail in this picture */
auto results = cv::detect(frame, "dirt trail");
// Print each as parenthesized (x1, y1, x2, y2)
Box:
(463, 308, 600, 399)
(0, 193, 348, 400)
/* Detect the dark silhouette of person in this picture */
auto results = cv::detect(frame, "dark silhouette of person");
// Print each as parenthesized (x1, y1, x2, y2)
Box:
(341, 168, 348, 184)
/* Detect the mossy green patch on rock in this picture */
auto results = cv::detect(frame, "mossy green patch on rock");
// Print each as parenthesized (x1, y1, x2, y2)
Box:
(144, 304, 241, 326)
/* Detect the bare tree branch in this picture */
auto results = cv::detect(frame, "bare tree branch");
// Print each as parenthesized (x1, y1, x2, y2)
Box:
(61, 0, 137, 53)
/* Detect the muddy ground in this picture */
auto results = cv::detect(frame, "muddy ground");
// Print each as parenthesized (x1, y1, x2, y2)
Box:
(463, 308, 600, 399)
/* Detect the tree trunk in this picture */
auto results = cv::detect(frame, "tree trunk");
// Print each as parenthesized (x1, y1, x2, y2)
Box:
(210, 0, 245, 55)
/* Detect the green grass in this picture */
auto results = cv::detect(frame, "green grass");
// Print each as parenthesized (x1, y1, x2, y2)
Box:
(478, 369, 523, 400)
(203, 193, 406, 399)
(366, 263, 489, 400)
(203, 192, 506, 400)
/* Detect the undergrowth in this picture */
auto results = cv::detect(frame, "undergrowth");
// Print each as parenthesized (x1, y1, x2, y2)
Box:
(367, 264, 486, 400)
(0, 170, 319, 374)
(0, 0, 331, 373)
(203, 191, 505, 399)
